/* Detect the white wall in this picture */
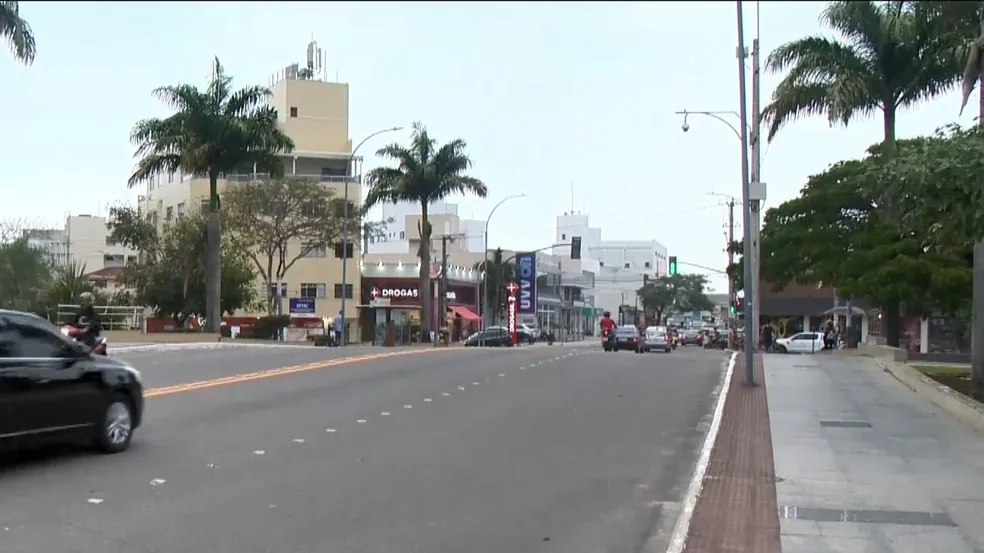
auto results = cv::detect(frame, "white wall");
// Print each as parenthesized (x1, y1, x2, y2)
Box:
(591, 240, 668, 275)
(367, 202, 485, 254)
(593, 266, 647, 317)
(66, 215, 138, 272)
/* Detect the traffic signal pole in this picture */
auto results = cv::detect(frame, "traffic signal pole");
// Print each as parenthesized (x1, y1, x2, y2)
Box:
(727, 198, 736, 329)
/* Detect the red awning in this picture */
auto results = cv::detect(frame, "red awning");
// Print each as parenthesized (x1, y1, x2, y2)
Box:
(450, 305, 481, 322)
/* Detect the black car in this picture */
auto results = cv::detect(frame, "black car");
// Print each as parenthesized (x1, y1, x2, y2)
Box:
(0, 310, 144, 454)
(613, 326, 644, 353)
(464, 327, 515, 347)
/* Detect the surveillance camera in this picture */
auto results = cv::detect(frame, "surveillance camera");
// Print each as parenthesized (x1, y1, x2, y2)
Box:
(681, 122, 690, 133)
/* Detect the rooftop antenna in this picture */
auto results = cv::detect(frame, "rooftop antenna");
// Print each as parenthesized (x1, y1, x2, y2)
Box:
(570, 180, 575, 214)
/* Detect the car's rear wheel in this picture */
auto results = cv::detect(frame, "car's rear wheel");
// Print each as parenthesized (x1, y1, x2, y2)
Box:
(94, 393, 135, 454)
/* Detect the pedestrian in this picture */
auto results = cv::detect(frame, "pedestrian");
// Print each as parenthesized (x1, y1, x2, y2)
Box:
(334, 311, 344, 347)
(761, 323, 774, 352)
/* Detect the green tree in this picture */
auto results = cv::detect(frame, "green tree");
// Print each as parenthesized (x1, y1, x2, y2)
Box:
(45, 260, 103, 307)
(474, 248, 515, 323)
(1, 1, 35, 65)
(0, 237, 50, 312)
(221, 178, 353, 314)
(126, 58, 294, 332)
(108, 206, 258, 326)
(364, 122, 487, 340)
(637, 274, 714, 324)
(763, 1, 963, 345)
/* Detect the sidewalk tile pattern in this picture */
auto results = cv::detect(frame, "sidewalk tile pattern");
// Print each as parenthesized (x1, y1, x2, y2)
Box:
(683, 354, 782, 553)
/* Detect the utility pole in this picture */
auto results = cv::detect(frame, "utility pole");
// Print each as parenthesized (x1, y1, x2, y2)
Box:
(435, 232, 466, 347)
(750, 34, 763, 354)
(726, 198, 736, 330)
(736, 0, 756, 386)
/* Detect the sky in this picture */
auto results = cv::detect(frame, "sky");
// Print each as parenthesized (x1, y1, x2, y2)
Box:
(1, 1, 977, 293)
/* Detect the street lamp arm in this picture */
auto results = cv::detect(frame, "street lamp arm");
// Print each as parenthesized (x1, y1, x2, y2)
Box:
(484, 194, 527, 232)
(501, 243, 571, 266)
(677, 260, 728, 275)
(675, 110, 746, 141)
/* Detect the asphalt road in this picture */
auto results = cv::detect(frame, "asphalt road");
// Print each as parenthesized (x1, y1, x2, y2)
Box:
(0, 344, 728, 553)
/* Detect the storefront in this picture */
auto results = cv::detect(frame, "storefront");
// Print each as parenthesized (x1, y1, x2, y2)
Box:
(359, 275, 482, 344)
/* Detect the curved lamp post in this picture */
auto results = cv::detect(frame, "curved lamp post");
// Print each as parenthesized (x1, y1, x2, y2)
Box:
(480, 194, 527, 334)
(339, 125, 403, 346)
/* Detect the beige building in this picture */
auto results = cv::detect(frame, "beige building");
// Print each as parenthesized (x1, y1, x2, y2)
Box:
(25, 214, 139, 273)
(137, 65, 361, 323)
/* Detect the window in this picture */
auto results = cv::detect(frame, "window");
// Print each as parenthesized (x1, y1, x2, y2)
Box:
(624, 262, 631, 269)
(300, 283, 327, 298)
(289, 106, 298, 118)
(644, 261, 651, 269)
(165, 206, 174, 221)
(399, 230, 405, 240)
(334, 243, 355, 259)
(302, 243, 327, 258)
(126, 255, 138, 265)
(104, 254, 124, 268)
(177, 201, 186, 216)
(12, 320, 69, 358)
(561, 233, 566, 240)
(261, 282, 288, 298)
(333, 283, 354, 299)
(105, 237, 117, 246)
(200, 199, 210, 215)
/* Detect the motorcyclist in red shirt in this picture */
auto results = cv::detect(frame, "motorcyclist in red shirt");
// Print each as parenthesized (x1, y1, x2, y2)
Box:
(600, 311, 616, 334)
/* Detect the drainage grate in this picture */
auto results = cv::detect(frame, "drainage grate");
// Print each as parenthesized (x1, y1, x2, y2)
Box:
(819, 421, 872, 428)
(778, 505, 956, 527)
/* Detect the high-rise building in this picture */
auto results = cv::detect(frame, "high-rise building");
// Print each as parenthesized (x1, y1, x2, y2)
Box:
(137, 51, 360, 323)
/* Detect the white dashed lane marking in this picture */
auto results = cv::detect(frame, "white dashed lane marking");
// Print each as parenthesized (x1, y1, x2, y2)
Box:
(82, 350, 594, 506)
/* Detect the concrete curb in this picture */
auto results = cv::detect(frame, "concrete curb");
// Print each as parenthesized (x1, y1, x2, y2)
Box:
(871, 356, 984, 433)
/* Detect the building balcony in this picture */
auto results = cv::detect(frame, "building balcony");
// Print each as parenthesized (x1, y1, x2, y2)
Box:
(222, 173, 359, 184)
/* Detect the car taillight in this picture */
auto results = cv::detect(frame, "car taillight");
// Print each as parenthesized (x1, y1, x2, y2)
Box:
(633, 337, 638, 342)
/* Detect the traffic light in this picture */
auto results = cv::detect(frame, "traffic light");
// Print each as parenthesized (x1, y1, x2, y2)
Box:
(735, 297, 743, 312)
(571, 236, 582, 260)
(668, 256, 678, 275)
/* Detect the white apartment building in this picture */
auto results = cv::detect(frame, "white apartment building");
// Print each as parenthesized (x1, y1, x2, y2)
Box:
(367, 200, 485, 256)
(552, 211, 668, 319)
(25, 214, 138, 273)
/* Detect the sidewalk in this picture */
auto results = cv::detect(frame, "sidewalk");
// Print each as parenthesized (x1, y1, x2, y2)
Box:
(766, 354, 984, 553)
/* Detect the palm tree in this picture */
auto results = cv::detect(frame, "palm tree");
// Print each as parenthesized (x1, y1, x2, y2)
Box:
(474, 248, 515, 323)
(127, 57, 295, 332)
(364, 122, 487, 340)
(1, 1, 35, 65)
(763, 0, 963, 346)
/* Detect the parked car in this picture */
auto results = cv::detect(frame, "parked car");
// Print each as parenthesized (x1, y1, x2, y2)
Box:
(774, 331, 825, 354)
(0, 309, 145, 454)
(464, 327, 514, 347)
(642, 326, 673, 353)
(517, 324, 537, 344)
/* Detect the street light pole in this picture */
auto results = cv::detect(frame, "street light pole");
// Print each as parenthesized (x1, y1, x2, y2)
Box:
(736, 0, 756, 386)
(481, 194, 527, 336)
(339, 126, 403, 346)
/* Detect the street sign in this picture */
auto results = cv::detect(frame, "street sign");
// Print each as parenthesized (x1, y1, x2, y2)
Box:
(505, 281, 519, 296)
(289, 298, 316, 315)
(506, 295, 518, 345)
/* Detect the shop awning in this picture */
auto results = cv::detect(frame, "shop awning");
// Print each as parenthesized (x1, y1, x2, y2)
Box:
(450, 305, 481, 321)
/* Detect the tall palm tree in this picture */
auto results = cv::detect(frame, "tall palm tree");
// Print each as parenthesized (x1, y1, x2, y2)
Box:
(127, 57, 294, 332)
(364, 122, 487, 340)
(763, 0, 963, 346)
(474, 248, 515, 323)
(1, 1, 35, 65)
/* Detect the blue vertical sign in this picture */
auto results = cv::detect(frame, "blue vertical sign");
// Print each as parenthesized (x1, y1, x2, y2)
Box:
(516, 252, 537, 315)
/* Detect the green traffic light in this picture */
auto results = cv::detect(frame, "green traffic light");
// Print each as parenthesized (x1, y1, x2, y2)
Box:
(668, 256, 678, 276)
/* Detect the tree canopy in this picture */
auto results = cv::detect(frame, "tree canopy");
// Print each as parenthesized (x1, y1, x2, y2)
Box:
(636, 274, 714, 325)
(108, 206, 257, 325)
(221, 178, 354, 314)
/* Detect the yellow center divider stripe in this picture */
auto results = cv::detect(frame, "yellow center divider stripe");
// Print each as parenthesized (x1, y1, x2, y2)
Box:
(145, 347, 454, 398)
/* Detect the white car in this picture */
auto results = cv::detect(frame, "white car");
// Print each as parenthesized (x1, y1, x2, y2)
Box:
(775, 331, 825, 354)
(642, 326, 673, 353)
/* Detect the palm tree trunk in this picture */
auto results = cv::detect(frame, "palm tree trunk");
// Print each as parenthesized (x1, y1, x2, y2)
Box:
(418, 202, 432, 343)
(205, 173, 222, 333)
(880, 107, 903, 348)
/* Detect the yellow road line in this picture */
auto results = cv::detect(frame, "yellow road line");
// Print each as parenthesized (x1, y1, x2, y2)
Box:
(145, 348, 452, 398)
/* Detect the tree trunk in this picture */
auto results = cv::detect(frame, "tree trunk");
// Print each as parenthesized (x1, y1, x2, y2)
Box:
(879, 107, 903, 348)
(418, 203, 432, 343)
(204, 174, 222, 333)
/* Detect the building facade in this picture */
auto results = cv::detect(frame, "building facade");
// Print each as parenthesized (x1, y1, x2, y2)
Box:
(551, 211, 667, 320)
(25, 214, 138, 273)
(367, 200, 485, 256)
(137, 60, 360, 324)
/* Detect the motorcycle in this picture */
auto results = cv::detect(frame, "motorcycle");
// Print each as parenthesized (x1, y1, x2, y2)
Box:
(601, 328, 617, 352)
(60, 325, 108, 356)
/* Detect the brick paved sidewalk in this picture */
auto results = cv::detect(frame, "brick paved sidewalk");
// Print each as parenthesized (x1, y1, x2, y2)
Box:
(683, 354, 782, 553)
